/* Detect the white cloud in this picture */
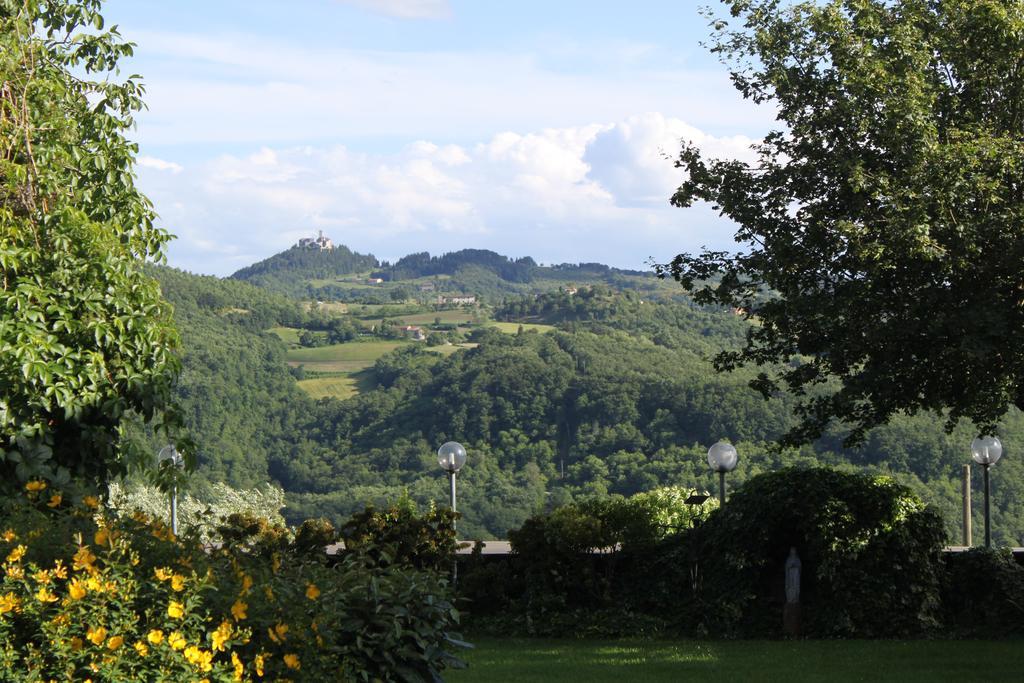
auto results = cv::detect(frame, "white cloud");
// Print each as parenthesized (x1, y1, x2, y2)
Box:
(137, 114, 751, 276)
(137, 156, 183, 173)
(124, 29, 773, 147)
(335, 0, 451, 19)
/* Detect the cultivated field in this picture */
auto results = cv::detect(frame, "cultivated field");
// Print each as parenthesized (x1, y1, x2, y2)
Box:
(487, 322, 556, 334)
(287, 340, 472, 399)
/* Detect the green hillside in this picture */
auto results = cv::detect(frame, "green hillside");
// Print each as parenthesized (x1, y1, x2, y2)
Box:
(145, 261, 1024, 544)
(230, 243, 675, 304)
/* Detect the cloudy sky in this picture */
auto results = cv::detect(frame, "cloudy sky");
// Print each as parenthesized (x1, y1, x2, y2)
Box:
(106, 0, 775, 276)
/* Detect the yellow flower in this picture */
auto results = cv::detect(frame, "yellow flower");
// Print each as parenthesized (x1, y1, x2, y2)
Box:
(33, 569, 51, 584)
(70, 637, 83, 651)
(241, 574, 253, 594)
(154, 567, 173, 581)
(51, 560, 67, 579)
(1, 529, 16, 542)
(283, 653, 300, 670)
(5, 564, 24, 579)
(167, 601, 184, 619)
(86, 626, 107, 646)
(25, 480, 46, 492)
(184, 645, 214, 672)
(230, 599, 247, 621)
(0, 592, 21, 615)
(232, 652, 244, 681)
(106, 635, 123, 651)
(211, 620, 232, 652)
(46, 493, 62, 508)
(94, 528, 108, 546)
(146, 629, 164, 645)
(267, 622, 288, 644)
(170, 574, 186, 591)
(254, 653, 266, 677)
(82, 495, 100, 509)
(85, 576, 102, 592)
(72, 546, 96, 572)
(6, 545, 26, 563)
(168, 631, 187, 651)
(263, 585, 275, 602)
(305, 583, 320, 600)
(51, 613, 70, 628)
(68, 578, 87, 600)
(35, 586, 58, 603)
(134, 641, 148, 657)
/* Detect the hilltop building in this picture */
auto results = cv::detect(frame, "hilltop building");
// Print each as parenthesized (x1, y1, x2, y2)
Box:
(297, 230, 334, 251)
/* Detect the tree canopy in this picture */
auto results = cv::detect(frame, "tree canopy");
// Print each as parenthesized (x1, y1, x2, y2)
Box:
(0, 0, 178, 487)
(662, 0, 1024, 444)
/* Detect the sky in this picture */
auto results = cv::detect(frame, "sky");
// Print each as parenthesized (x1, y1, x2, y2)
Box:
(103, 0, 775, 276)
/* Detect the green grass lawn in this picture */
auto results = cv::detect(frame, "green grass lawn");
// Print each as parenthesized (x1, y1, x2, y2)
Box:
(286, 340, 406, 363)
(287, 340, 470, 399)
(488, 322, 556, 334)
(446, 638, 1024, 683)
(267, 326, 301, 345)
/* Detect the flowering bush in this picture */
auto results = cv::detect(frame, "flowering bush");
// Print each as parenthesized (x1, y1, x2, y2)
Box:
(0, 482, 464, 681)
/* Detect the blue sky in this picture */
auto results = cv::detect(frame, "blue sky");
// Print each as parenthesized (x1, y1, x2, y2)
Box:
(103, 0, 774, 275)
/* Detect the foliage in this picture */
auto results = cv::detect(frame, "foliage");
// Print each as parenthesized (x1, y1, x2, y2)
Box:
(662, 0, 1024, 445)
(466, 489, 716, 636)
(339, 497, 458, 573)
(0, 0, 179, 488)
(651, 468, 947, 637)
(0, 487, 465, 681)
(940, 548, 1024, 636)
(106, 480, 287, 543)
(149, 265, 1024, 544)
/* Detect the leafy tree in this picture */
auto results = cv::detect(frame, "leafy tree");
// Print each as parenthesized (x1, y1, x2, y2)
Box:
(663, 0, 1024, 444)
(0, 0, 178, 487)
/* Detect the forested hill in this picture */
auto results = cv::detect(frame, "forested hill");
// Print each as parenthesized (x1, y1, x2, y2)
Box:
(148, 265, 1024, 544)
(230, 244, 379, 296)
(229, 243, 664, 302)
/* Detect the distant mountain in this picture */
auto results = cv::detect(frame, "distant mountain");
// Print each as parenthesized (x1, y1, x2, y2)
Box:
(230, 244, 380, 297)
(231, 240, 662, 303)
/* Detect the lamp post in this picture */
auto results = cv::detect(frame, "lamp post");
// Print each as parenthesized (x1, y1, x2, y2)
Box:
(707, 441, 739, 505)
(970, 436, 1003, 548)
(437, 441, 466, 584)
(157, 445, 184, 535)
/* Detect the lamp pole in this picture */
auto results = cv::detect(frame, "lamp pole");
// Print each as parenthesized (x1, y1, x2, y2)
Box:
(157, 445, 184, 535)
(707, 441, 739, 504)
(970, 436, 1003, 549)
(437, 442, 467, 585)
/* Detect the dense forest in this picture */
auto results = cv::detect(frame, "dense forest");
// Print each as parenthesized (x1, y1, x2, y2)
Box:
(143, 250, 1024, 544)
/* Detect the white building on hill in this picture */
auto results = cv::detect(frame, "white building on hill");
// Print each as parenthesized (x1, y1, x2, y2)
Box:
(297, 230, 334, 251)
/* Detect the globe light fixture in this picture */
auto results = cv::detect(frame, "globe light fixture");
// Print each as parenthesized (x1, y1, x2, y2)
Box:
(157, 444, 184, 535)
(437, 441, 467, 475)
(708, 440, 739, 504)
(437, 441, 466, 585)
(970, 436, 1003, 548)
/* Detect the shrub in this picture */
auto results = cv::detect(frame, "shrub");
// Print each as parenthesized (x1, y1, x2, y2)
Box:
(339, 499, 457, 572)
(940, 548, 1024, 636)
(650, 467, 947, 637)
(468, 487, 715, 636)
(0, 482, 465, 681)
